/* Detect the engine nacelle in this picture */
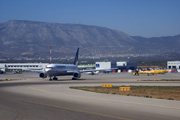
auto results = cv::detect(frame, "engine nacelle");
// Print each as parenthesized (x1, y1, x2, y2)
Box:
(39, 73, 47, 78)
(73, 72, 81, 79)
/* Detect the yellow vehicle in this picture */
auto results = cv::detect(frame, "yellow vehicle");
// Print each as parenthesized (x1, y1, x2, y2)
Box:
(150, 70, 169, 74)
(14, 70, 22, 74)
(133, 69, 168, 76)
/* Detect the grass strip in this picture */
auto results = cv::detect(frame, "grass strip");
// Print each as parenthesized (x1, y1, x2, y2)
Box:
(70, 86, 180, 101)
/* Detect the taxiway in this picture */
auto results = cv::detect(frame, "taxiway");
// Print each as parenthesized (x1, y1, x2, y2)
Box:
(0, 72, 180, 120)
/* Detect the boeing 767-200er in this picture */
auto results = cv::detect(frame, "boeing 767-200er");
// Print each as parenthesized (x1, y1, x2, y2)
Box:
(24, 48, 116, 81)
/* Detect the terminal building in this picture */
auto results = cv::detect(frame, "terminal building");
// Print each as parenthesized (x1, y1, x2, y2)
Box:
(0, 63, 49, 72)
(96, 61, 137, 72)
(0, 61, 137, 73)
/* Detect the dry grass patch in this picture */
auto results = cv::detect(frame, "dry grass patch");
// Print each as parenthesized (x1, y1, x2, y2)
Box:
(70, 86, 180, 101)
(140, 79, 180, 81)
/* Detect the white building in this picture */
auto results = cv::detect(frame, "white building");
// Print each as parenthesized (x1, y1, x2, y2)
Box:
(95, 61, 137, 72)
(0, 63, 49, 71)
(116, 62, 127, 66)
(167, 61, 180, 70)
(96, 62, 111, 70)
(167, 61, 180, 72)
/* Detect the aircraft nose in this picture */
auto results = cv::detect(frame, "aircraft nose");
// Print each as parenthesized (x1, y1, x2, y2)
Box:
(45, 68, 51, 72)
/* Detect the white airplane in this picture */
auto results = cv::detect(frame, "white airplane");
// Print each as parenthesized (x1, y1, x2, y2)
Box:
(24, 48, 116, 81)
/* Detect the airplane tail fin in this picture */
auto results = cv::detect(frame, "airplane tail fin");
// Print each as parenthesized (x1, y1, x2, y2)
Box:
(73, 48, 79, 65)
(139, 68, 144, 71)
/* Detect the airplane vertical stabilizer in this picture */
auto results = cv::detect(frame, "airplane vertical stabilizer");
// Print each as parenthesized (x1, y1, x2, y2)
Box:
(73, 48, 79, 65)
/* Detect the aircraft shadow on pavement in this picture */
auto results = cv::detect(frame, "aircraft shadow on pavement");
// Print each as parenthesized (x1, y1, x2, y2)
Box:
(53, 78, 87, 81)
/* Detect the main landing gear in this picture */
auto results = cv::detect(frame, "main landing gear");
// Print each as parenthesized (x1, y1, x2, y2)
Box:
(72, 77, 77, 80)
(49, 76, 58, 81)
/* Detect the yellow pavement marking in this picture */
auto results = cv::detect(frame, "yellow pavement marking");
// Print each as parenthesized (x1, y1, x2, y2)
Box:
(29, 86, 180, 110)
(0, 96, 132, 120)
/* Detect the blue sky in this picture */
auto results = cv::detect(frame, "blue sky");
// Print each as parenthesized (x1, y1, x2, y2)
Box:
(0, 0, 180, 37)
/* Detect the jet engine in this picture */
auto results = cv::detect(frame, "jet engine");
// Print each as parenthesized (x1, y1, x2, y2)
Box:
(39, 72, 47, 78)
(73, 72, 81, 79)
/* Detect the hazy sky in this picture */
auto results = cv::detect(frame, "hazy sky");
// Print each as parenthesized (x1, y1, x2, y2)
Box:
(1, 0, 180, 37)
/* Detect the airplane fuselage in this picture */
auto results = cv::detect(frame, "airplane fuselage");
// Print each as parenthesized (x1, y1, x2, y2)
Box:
(45, 64, 79, 76)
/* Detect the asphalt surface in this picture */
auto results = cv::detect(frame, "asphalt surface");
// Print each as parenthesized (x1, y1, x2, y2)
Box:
(0, 72, 180, 120)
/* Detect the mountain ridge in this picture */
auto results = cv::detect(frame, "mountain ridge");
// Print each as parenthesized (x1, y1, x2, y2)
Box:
(0, 20, 179, 59)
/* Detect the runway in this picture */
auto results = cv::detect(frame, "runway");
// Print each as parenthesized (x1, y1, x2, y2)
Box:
(0, 72, 180, 120)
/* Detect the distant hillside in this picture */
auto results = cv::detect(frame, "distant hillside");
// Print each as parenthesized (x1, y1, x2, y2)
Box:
(131, 35, 180, 54)
(0, 20, 180, 59)
(0, 20, 137, 58)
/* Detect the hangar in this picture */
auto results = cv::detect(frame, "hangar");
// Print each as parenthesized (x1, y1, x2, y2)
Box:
(96, 61, 137, 72)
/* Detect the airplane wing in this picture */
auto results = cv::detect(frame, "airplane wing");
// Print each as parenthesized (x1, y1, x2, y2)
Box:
(79, 68, 117, 73)
(22, 68, 45, 73)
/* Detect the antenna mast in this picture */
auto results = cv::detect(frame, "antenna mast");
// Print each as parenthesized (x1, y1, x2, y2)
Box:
(50, 45, 52, 64)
